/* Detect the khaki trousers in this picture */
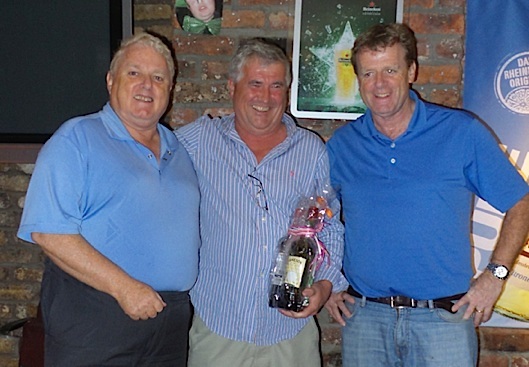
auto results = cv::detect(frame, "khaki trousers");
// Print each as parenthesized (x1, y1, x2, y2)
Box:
(188, 315, 321, 367)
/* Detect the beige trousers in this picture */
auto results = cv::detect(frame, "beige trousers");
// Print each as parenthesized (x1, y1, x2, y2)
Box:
(187, 315, 321, 367)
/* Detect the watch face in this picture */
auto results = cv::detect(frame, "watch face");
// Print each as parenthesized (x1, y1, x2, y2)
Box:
(495, 266, 509, 278)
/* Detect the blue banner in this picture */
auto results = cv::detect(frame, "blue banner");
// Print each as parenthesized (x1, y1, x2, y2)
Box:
(464, 1, 529, 327)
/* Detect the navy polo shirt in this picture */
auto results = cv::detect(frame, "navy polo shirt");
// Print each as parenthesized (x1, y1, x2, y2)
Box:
(328, 91, 529, 299)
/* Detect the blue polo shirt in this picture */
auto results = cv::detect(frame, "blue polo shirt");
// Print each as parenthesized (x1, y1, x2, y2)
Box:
(18, 103, 200, 291)
(328, 91, 529, 299)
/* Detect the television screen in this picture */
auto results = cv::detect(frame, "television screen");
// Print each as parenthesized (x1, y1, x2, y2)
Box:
(0, 1, 132, 144)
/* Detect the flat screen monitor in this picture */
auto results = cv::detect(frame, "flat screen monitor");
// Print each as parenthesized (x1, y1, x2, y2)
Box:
(0, 1, 133, 144)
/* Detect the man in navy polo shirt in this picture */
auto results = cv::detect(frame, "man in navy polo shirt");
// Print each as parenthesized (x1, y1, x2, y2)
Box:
(325, 23, 529, 366)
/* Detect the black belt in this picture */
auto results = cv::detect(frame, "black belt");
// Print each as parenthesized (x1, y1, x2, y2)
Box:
(347, 286, 463, 314)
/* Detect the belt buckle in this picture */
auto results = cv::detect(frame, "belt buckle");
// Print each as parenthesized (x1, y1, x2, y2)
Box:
(390, 296, 416, 309)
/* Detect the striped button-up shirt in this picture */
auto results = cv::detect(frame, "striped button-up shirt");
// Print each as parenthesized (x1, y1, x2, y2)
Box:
(175, 113, 347, 345)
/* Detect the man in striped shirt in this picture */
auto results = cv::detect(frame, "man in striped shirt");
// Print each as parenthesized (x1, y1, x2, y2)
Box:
(176, 38, 348, 367)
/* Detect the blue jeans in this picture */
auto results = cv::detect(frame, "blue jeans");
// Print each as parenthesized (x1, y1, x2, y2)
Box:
(342, 297, 478, 367)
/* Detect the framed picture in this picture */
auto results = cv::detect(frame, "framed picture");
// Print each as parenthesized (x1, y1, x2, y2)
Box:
(175, 0, 223, 35)
(290, 0, 403, 120)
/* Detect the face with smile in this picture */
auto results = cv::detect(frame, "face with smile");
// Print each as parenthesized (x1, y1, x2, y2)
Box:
(106, 44, 172, 135)
(186, 0, 216, 22)
(356, 43, 416, 126)
(229, 57, 288, 138)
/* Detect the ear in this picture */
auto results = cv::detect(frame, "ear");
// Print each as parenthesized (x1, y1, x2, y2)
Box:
(106, 72, 113, 94)
(408, 61, 417, 83)
(228, 79, 235, 98)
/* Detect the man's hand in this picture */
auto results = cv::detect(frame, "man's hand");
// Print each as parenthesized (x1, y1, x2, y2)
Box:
(114, 280, 167, 320)
(279, 280, 332, 319)
(324, 291, 355, 326)
(452, 271, 504, 327)
(32, 232, 167, 321)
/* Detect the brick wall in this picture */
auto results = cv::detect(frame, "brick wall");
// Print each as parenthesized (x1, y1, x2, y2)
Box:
(1, 0, 529, 365)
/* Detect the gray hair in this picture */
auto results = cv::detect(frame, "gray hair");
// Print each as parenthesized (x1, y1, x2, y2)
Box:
(228, 38, 291, 85)
(109, 33, 176, 81)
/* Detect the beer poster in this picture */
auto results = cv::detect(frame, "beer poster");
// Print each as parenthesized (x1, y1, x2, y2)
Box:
(464, 1, 529, 327)
(290, 0, 403, 120)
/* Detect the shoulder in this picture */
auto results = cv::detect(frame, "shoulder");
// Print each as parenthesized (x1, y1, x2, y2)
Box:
(288, 120, 326, 153)
(174, 115, 232, 154)
(176, 115, 229, 137)
(423, 100, 477, 127)
(420, 101, 499, 146)
(328, 118, 364, 146)
(42, 111, 104, 153)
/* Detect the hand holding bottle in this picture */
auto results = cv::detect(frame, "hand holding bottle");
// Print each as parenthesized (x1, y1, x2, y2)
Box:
(279, 280, 333, 318)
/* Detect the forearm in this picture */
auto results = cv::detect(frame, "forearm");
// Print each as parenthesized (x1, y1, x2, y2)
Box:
(33, 232, 166, 320)
(32, 232, 136, 299)
(490, 193, 529, 267)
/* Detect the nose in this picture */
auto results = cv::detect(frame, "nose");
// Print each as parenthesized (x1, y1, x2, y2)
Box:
(374, 72, 385, 87)
(259, 87, 270, 102)
(141, 75, 152, 89)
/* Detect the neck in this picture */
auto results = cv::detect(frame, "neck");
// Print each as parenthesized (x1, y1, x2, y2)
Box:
(236, 124, 287, 163)
(373, 99, 416, 140)
(128, 127, 161, 161)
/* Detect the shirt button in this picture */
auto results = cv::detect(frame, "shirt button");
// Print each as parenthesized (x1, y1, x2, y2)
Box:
(390, 142, 396, 148)
(390, 158, 396, 164)
(262, 216, 267, 222)
(147, 154, 154, 159)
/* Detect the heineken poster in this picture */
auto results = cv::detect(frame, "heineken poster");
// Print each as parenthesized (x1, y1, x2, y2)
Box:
(290, 0, 403, 120)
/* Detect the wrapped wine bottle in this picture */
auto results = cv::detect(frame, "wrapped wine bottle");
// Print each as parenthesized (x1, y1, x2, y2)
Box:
(269, 194, 332, 312)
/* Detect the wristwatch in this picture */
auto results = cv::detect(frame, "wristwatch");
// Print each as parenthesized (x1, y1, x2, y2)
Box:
(486, 262, 510, 280)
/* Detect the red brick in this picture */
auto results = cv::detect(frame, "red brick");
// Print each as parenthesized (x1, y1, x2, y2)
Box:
(478, 353, 510, 367)
(416, 37, 431, 59)
(173, 36, 236, 56)
(320, 325, 342, 347)
(512, 356, 529, 367)
(408, 13, 465, 35)
(0, 285, 36, 301)
(14, 267, 43, 282)
(480, 327, 529, 352)
(428, 88, 462, 108)
(408, 0, 435, 8)
(416, 64, 461, 84)
(201, 60, 230, 81)
(269, 11, 291, 30)
(222, 10, 266, 29)
(134, 4, 173, 21)
(436, 37, 464, 60)
(167, 107, 200, 127)
(173, 82, 230, 104)
(176, 59, 198, 79)
(439, 0, 465, 8)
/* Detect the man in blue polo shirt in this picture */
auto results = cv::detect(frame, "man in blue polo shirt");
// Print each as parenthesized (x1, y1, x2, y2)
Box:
(17, 33, 200, 366)
(325, 23, 529, 366)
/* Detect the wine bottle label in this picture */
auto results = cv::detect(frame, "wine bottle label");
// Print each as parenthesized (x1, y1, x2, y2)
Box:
(285, 256, 306, 288)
